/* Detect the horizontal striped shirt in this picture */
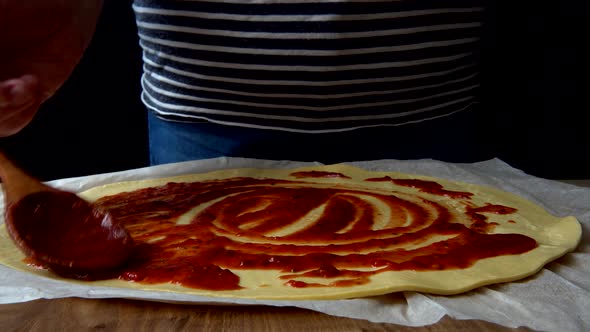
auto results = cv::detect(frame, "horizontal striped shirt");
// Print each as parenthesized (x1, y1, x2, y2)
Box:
(132, 0, 484, 132)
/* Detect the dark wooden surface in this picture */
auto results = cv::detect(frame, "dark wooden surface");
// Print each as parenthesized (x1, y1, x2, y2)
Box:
(0, 297, 532, 332)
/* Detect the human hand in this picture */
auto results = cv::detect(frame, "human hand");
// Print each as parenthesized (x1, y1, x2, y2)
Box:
(0, 0, 103, 136)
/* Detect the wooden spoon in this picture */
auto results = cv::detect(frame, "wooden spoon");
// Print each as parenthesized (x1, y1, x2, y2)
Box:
(0, 151, 133, 277)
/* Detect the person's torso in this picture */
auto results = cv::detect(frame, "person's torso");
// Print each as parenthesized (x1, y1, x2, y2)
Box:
(133, 0, 484, 132)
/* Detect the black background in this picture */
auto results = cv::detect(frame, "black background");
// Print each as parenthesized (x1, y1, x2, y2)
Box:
(1, 1, 588, 181)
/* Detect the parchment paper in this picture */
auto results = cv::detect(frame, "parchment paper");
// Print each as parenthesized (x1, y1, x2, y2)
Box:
(1, 157, 588, 331)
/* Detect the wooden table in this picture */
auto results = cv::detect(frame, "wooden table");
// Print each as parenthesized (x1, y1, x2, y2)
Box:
(2, 180, 586, 331)
(1, 297, 532, 331)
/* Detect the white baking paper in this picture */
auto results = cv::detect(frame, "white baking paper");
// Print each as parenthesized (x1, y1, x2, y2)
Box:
(1, 157, 588, 331)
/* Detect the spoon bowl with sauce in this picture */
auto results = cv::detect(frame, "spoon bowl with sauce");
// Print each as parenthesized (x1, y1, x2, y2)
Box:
(0, 151, 133, 277)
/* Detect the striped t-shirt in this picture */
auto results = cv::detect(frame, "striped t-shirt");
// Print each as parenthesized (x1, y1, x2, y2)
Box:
(132, 0, 484, 133)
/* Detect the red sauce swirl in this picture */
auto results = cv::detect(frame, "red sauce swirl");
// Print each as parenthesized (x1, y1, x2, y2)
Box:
(65, 174, 537, 291)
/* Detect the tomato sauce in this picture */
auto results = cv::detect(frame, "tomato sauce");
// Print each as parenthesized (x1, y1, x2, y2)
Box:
(9, 191, 133, 274)
(57, 172, 537, 290)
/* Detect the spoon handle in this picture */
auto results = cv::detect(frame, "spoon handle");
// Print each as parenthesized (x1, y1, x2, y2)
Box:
(0, 151, 54, 206)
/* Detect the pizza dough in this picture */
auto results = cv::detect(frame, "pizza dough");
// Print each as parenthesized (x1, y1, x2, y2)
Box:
(0, 164, 582, 300)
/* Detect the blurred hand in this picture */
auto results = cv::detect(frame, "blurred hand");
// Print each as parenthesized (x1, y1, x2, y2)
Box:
(0, 0, 103, 136)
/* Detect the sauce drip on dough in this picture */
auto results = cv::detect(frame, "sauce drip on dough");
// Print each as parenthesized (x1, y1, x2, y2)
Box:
(54, 172, 538, 290)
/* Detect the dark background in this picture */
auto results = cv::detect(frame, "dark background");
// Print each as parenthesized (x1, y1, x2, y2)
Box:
(480, 1, 589, 180)
(0, 1, 588, 181)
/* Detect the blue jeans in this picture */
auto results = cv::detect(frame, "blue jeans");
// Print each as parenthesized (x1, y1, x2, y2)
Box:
(148, 111, 489, 165)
